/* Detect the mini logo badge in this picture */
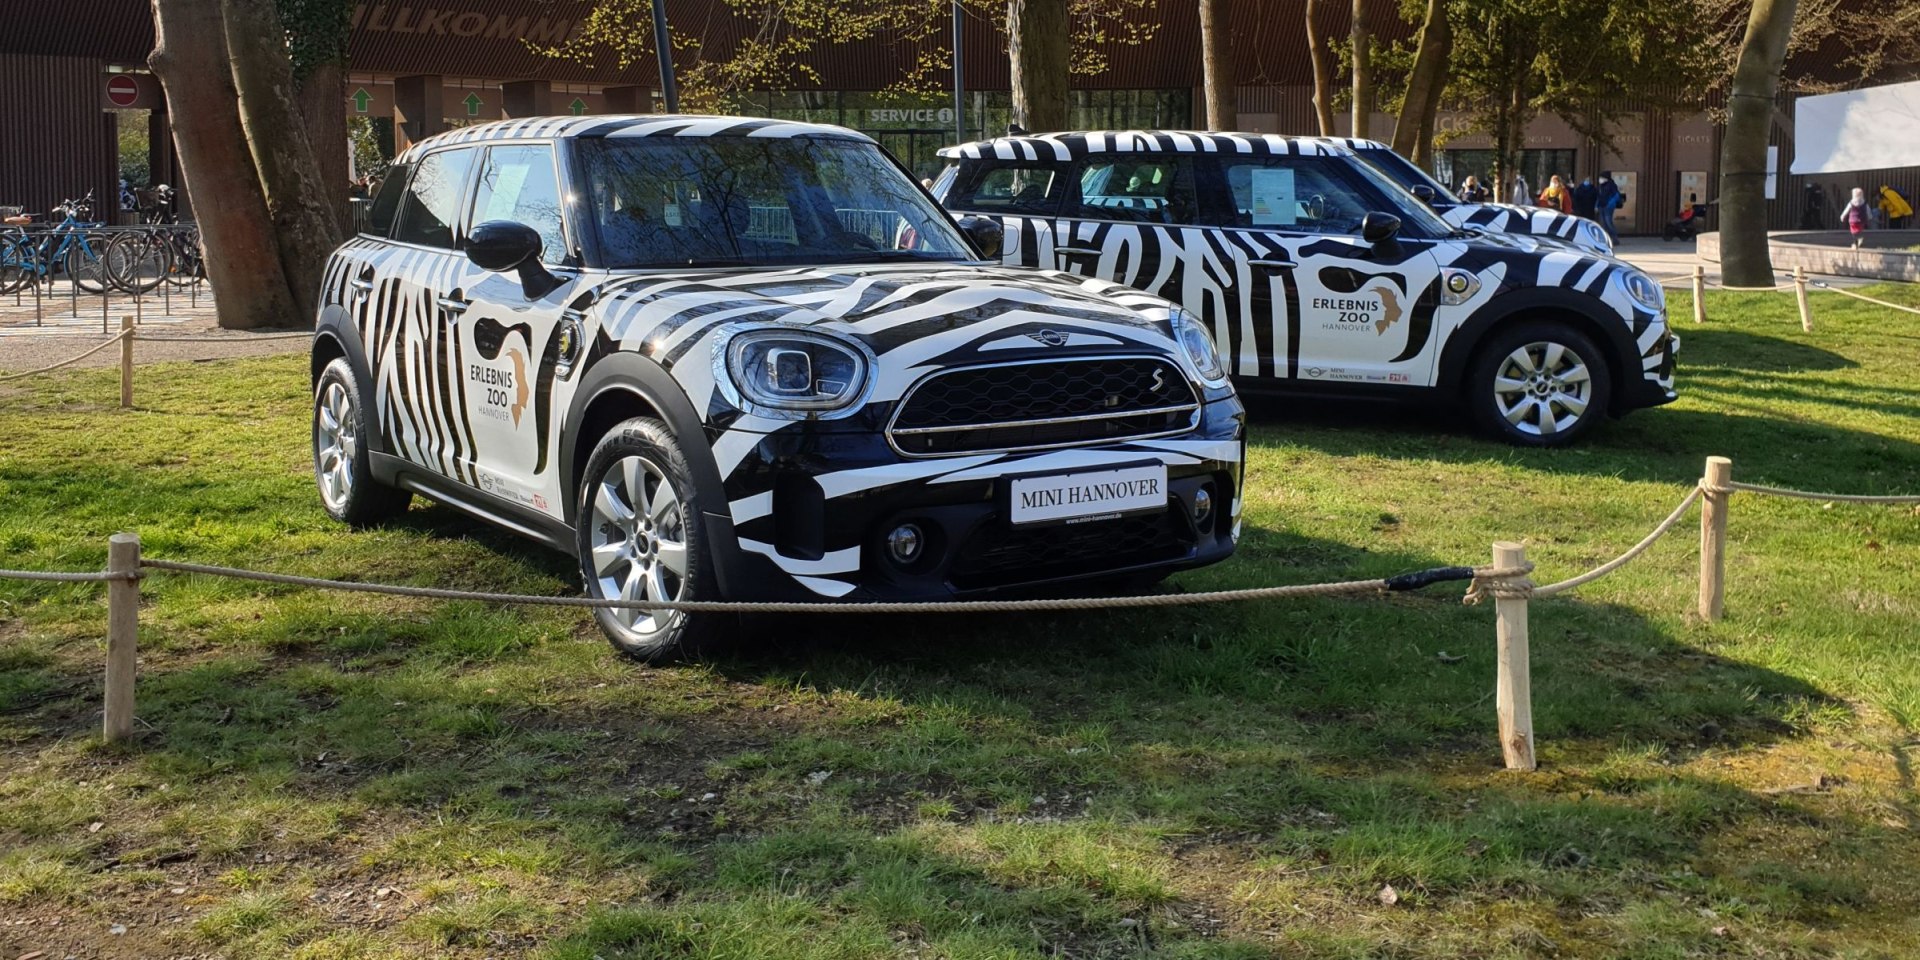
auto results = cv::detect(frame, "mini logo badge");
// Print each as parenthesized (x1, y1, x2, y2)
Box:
(1027, 329, 1069, 347)
(1306, 367, 1326, 378)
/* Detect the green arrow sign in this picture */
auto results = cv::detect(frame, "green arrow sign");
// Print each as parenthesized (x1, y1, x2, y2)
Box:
(569, 97, 588, 116)
(351, 88, 371, 113)
(463, 92, 483, 117)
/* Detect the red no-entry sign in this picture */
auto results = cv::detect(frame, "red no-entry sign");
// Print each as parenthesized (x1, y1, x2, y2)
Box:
(106, 75, 139, 108)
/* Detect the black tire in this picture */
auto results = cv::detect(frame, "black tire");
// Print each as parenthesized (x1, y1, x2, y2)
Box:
(64, 236, 110, 294)
(1466, 320, 1612, 447)
(575, 418, 723, 662)
(312, 357, 411, 525)
(107, 231, 169, 294)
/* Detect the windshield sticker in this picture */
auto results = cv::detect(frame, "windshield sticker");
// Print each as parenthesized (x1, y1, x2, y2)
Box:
(1250, 168, 1295, 226)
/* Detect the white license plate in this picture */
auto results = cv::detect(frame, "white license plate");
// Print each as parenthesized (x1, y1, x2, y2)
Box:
(1008, 464, 1168, 527)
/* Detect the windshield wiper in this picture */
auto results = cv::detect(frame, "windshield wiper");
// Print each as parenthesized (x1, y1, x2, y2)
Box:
(810, 250, 964, 265)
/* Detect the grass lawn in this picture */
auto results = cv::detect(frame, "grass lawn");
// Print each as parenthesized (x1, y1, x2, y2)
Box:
(3, 284, 1919, 959)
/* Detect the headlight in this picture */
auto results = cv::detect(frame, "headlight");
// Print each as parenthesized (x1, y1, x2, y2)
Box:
(1617, 269, 1666, 313)
(723, 328, 870, 415)
(1173, 308, 1228, 385)
(1579, 219, 1614, 254)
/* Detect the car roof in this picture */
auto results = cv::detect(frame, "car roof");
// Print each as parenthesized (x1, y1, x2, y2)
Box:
(935, 130, 1357, 162)
(1302, 136, 1391, 152)
(395, 114, 875, 164)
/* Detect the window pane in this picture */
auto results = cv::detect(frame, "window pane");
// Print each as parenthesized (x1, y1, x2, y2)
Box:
(365, 162, 411, 237)
(577, 137, 973, 268)
(1073, 157, 1196, 225)
(1216, 157, 1373, 234)
(393, 149, 475, 249)
(472, 145, 566, 264)
(950, 163, 1064, 215)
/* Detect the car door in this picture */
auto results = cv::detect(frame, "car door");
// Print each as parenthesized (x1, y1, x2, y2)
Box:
(373, 145, 480, 482)
(453, 141, 585, 522)
(1045, 153, 1200, 312)
(1200, 153, 1447, 388)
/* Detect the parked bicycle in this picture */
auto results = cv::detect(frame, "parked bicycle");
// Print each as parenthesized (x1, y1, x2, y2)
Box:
(0, 192, 115, 294)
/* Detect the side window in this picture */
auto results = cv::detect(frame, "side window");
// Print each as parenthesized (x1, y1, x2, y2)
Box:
(1211, 157, 1375, 235)
(948, 162, 1066, 216)
(393, 148, 476, 249)
(364, 163, 411, 237)
(1071, 156, 1197, 225)
(470, 144, 567, 264)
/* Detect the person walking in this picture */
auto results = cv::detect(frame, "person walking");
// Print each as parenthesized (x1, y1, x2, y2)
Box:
(1877, 185, 1912, 229)
(1510, 174, 1530, 207)
(1595, 171, 1623, 241)
(1843, 187, 1873, 246)
(1572, 176, 1599, 219)
(1538, 175, 1572, 213)
(1458, 175, 1487, 202)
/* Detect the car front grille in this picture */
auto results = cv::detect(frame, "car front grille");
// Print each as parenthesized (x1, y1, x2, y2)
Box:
(888, 356, 1199, 456)
(948, 508, 1193, 590)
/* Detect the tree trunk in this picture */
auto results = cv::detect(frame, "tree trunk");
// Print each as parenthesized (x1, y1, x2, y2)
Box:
(148, 0, 294, 330)
(223, 0, 341, 327)
(1009, 0, 1070, 133)
(1392, 0, 1450, 159)
(1720, 0, 1797, 287)
(1305, 0, 1337, 135)
(1350, 0, 1373, 138)
(1199, 0, 1237, 131)
(299, 60, 351, 235)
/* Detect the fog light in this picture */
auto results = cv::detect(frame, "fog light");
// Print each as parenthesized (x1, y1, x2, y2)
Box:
(1192, 486, 1214, 524)
(886, 523, 924, 565)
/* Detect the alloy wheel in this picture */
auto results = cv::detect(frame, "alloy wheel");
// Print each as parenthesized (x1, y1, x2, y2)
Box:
(1490, 340, 1594, 438)
(314, 381, 357, 509)
(588, 454, 691, 638)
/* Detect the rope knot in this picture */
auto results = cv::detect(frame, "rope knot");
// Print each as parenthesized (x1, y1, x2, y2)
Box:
(1462, 561, 1535, 606)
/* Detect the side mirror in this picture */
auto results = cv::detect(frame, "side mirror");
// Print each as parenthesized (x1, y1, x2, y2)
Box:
(468, 220, 562, 298)
(956, 215, 1004, 259)
(1361, 212, 1402, 248)
(1410, 184, 1437, 206)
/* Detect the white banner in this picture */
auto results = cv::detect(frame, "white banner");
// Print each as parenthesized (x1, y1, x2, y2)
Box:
(1791, 80, 1920, 175)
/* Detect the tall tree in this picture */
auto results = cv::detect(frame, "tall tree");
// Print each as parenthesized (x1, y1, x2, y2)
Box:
(1350, 0, 1374, 138)
(1391, 0, 1451, 163)
(1199, 0, 1237, 130)
(148, 0, 295, 330)
(1719, 0, 1797, 286)
(1010, 0, 1071, 131)
(1305, 0, 1338, 135)
(223, 0, 342, 324)
(281, 0, 354, 233)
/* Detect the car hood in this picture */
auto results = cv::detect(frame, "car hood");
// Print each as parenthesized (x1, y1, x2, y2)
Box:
(1439, 202, 1609, 254)
(591, 261, 1187, 367)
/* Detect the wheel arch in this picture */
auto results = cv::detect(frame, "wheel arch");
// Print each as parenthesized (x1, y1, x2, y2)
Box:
(1435, 289, 1638, 412)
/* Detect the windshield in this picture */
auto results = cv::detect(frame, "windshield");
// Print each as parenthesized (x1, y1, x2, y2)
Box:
(576, 137, 974, 269)
(1337, 151, 1459, 237)
(1353, 147, 1459, 204)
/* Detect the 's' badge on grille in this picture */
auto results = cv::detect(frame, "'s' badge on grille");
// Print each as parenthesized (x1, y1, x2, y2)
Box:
(1150, 369, 1166, 393)
(1026, 329, 1069, 347)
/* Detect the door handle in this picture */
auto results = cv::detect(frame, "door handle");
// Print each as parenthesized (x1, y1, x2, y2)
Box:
(436, 292, 470, 315)
(1247, 259, 1297, 270)
(1055, 246, 1102, 256)
(348, 276, 374, 297)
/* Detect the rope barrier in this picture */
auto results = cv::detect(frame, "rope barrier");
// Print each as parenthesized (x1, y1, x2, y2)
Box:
(0, 567, 135, 583)
(1720, 480, 1920, 505)
(132, 557, 1526, 613)
(0, 330, 131, 382)
(1531, 485, 1703, 598)
(1808, 282, 1920, 317)
(131, 333, 312, 343)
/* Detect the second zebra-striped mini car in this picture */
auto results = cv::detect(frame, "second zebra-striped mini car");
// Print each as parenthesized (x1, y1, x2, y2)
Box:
(934, 131, 1676, 446)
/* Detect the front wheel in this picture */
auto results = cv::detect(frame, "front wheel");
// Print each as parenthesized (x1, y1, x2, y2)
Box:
(1467, 321, 1612, 447)
(576, 418, 723, 662)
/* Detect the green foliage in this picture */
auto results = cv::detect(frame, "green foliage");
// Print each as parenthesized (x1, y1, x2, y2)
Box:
(116, 109, 150, 188)
(274, 0, 353, 82)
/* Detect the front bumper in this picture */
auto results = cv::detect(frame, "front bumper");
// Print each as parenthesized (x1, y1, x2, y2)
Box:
(705, 397, 1246, 601)
(1621, 322, 1679, 411)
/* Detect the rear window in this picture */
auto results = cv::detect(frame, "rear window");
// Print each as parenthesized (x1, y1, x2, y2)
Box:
(364, 163, 411, 237)
(1071, 157, 1197, 225)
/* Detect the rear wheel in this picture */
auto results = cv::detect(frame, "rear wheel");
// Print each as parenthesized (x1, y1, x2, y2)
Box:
(64, 235, 110, 293)
(576, 418, 723, 662)
(312, 358, 411, 525)
(107, 231, 169, 293)
(1467, 321, 1612, 447)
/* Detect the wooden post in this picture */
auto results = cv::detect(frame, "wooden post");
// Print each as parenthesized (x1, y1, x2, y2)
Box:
(1492, 541, 1535, 772)
(1793, 266, 1812, 332)
(103, 532, 141, 743)
(119, 315, 134, 408)
(1699, 457, 1731, 621)
(1691, 265, 1707, 324)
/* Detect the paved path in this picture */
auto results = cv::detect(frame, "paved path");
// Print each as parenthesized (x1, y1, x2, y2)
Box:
(0, 280, 308, 376)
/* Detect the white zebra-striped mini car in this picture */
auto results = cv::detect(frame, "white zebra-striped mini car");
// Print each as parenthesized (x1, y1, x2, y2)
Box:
(934, 130, 1676, 446)
(311, 115, 1244, 659)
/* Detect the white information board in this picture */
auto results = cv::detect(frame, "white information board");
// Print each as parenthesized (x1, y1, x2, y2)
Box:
(1791, 80, 1920, 175)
